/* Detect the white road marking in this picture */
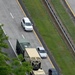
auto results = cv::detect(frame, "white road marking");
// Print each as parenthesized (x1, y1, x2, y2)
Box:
(10, 12, 14, 19)
(1, 25, 18, 57)
(8, 40, 22, 64)
(2, 26, 22, 64)
(22, 34, 25, 39)
(8, 40, 18, 57)
(1, 26, 7, 35)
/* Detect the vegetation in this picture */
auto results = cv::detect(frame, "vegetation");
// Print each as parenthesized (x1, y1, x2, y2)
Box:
(12, 54, 32, 75)
(22, 0, 75, 75)
(0, 24, 11, 75)
(0, 25, 32, 75)
(50, 0, 75, 43)
(0, 24, 8, 50)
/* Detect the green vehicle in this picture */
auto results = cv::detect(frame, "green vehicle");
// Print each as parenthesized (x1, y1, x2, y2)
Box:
(16, 38, 30, 56)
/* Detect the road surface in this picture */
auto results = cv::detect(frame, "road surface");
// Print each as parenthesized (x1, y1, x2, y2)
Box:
(0, 0, 55, 74)
(65, 0, 75, 17)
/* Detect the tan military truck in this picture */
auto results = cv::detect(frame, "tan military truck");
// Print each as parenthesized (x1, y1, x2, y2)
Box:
(24, 48, 41, 70)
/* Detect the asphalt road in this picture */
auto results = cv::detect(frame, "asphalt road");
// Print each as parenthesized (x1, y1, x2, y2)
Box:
(0, 0, 54, 74)
(65, 0, 75, 17)
(2, 40, 16, 58)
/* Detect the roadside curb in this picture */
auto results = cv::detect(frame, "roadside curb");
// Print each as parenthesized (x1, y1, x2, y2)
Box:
(64, 0, 75, 17)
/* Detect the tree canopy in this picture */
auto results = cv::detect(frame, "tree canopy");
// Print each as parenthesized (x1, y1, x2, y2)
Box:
(0, 25, 32, 75)
(0, 24, 11, 75)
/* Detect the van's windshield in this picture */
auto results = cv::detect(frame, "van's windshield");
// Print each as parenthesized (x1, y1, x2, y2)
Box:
(25, 23, 32, 26)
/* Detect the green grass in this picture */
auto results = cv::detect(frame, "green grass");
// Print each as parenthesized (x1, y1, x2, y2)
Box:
(22, 0, 75, 75)
(51, 0, 75, 43)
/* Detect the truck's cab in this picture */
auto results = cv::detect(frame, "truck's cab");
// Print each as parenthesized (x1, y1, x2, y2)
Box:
(30, 57, 41, 70)
(30, 69, 46, 75)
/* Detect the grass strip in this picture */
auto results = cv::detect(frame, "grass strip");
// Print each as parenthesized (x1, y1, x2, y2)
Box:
(22, 0, 75, 75)
(51, 0, 75, 43)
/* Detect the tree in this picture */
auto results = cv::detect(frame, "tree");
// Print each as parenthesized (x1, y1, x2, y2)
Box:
(0, 24, 32, 75)
(0, 24, 8, 50)
(0, 53, 12, 75)
(0, 24, 12, 75)
(12, 54, 32, 75)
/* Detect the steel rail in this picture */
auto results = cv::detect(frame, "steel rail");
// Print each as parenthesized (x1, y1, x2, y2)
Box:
(44, 0, 75, 53)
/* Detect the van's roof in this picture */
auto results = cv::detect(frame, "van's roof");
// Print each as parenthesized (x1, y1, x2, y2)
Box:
(23, 17, 31, 23)
(25, 48, 40, 58)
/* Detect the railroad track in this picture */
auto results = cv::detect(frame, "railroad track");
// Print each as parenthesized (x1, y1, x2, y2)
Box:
(44, 0, 75, 53)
